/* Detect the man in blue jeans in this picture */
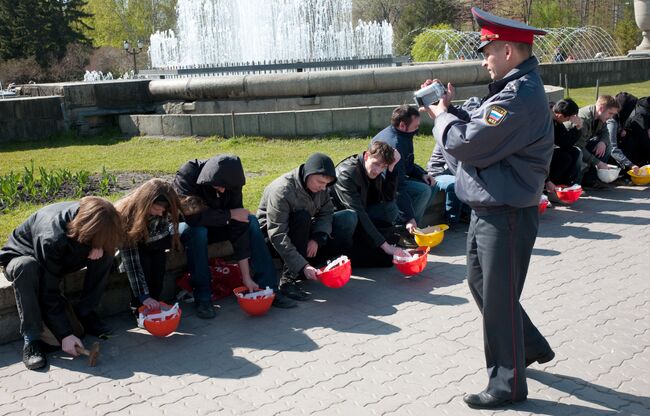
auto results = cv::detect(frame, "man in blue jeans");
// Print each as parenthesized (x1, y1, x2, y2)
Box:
(257, 153, 357, 301)
(174, 154, 296, 319)
(426, 142, 465, 224)
(371, 105, 434, 230)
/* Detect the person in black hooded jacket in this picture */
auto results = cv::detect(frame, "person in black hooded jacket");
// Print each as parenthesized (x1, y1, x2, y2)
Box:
(173, 154, 295, 319)
(257, 153, 357, 301)
(622, 97, 650, 167)
(545, 99, 583, 192)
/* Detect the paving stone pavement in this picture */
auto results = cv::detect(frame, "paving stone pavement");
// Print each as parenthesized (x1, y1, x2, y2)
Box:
(1, 186, 649, 415)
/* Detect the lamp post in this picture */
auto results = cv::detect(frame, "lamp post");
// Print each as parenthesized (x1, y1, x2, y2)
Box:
(123, 40, 144, 75)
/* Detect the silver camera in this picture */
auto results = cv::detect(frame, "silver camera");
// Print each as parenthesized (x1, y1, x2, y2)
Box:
(414, 81, 447, 107)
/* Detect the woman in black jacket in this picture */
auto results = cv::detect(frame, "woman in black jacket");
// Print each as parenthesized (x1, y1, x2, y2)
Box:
(0, 197, 122, 370)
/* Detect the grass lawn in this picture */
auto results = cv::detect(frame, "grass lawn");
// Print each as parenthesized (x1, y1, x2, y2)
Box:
(1, 79, 648, 243)
(0, 133, 436, 242)
(567, 79, 650, 107)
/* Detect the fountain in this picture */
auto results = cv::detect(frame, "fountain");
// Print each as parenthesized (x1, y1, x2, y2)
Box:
(411, 26, 621, 63)
(149, 0, 393, 72)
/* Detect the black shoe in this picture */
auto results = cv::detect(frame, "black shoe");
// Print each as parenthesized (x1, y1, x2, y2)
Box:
(195, 301, 216, 319)
(77, 311, 113, 339)
(279, 280, 311, 301)
(23, 340, 47, 370)
(463, 391, 524, 409)
(526, 349, 555, 367)
(272, 292, 298, 309)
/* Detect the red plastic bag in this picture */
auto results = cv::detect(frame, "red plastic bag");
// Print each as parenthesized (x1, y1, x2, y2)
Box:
(176, 258, 243, 302)
(209, 258, 243, 300)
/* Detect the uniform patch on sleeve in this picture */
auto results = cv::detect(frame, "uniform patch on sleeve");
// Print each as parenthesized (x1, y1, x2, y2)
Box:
(485, 105, 508, 126)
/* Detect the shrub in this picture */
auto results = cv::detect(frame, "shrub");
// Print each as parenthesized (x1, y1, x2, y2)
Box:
(0, 43, 92, 84)
(86, 46, 134, 77)
(411, 23, 468, 62)
(0, 57, 44, 85)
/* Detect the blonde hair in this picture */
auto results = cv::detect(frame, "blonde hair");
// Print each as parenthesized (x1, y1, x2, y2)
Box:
(114, 179, 181, 250)
(597, 95, 620, 110)
(67, 196, 123, 253)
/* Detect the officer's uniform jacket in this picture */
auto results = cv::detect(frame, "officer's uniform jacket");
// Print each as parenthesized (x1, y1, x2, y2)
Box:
(433, 56, 553, 211)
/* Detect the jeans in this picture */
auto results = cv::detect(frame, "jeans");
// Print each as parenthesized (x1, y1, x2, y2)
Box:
(366, 201, 400, 227)
(248, 215, 279, 290)
(403, 179, 432, 224)
(430, 174, 462, 223)
(331, 209, 358, 248)
(179, 214, 279, 302)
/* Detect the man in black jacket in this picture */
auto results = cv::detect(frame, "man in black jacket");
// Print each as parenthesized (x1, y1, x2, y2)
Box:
(174, 154, 295, 319)
(331, 141, 407, 266)
(0, 197, 122, 370)
(371, 105, 434, 230)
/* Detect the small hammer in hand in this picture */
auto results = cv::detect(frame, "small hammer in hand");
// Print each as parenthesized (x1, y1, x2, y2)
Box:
(75, 342, 100, 367)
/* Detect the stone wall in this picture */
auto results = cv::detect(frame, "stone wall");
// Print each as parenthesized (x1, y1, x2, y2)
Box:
(4, 57, 648, 141)
(0, 96, 65, 143)
(121, 86, 565, 138)
(539, 57, 650, 89)
(19, 79, 154, 136)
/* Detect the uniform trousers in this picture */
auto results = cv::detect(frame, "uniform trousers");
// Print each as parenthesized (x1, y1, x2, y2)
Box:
(466, 206, 551, 401)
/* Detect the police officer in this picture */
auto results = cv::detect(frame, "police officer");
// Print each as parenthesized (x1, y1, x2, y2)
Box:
(422, 8, 555, 409)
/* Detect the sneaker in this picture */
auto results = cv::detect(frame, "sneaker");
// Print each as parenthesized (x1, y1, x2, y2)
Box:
(77, 311, 113, 339)
(195, 301, 216, 319)
(23, 340, 47, 370)
(272, 292, 297, 309)
(279, 280, 311, 301)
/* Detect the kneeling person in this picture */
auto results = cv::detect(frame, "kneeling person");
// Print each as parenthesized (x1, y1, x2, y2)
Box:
(0, 197, 122, 370)
(174, 154, 295, 319)
(258, 153, 357, 301)
(331, 141, 407, 266)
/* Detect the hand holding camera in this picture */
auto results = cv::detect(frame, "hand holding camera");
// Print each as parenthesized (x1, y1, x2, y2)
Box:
(414, 80, 447, 107)
(416, 79, 454, 119)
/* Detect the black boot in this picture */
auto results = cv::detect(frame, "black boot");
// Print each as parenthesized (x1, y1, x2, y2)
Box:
(272, 291, 298, 308)
(279, 267, 311, 301)
(194, 300, 216, 319)
(23, 340, 47, 370)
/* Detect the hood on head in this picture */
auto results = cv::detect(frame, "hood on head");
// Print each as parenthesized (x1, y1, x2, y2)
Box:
(196, 154, 246, 189)
(301, 153, 337, 185)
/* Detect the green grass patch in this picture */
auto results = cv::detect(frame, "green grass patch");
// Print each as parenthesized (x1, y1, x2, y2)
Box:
(565, 80, 650, 107)
(0, 133, 436, 243)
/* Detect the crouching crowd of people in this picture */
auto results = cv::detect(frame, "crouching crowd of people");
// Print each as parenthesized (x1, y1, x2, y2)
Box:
(0, 105, 458, 371)
(546, 92, 650, 193)
(3, 91, 648, 372)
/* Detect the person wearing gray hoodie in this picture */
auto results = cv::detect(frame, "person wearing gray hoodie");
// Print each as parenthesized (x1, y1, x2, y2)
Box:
(257, 153, 357, 301)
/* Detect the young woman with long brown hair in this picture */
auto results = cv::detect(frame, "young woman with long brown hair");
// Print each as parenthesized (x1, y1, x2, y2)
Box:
(0, 196, 123, 370)
(114, 179, 181, 315)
